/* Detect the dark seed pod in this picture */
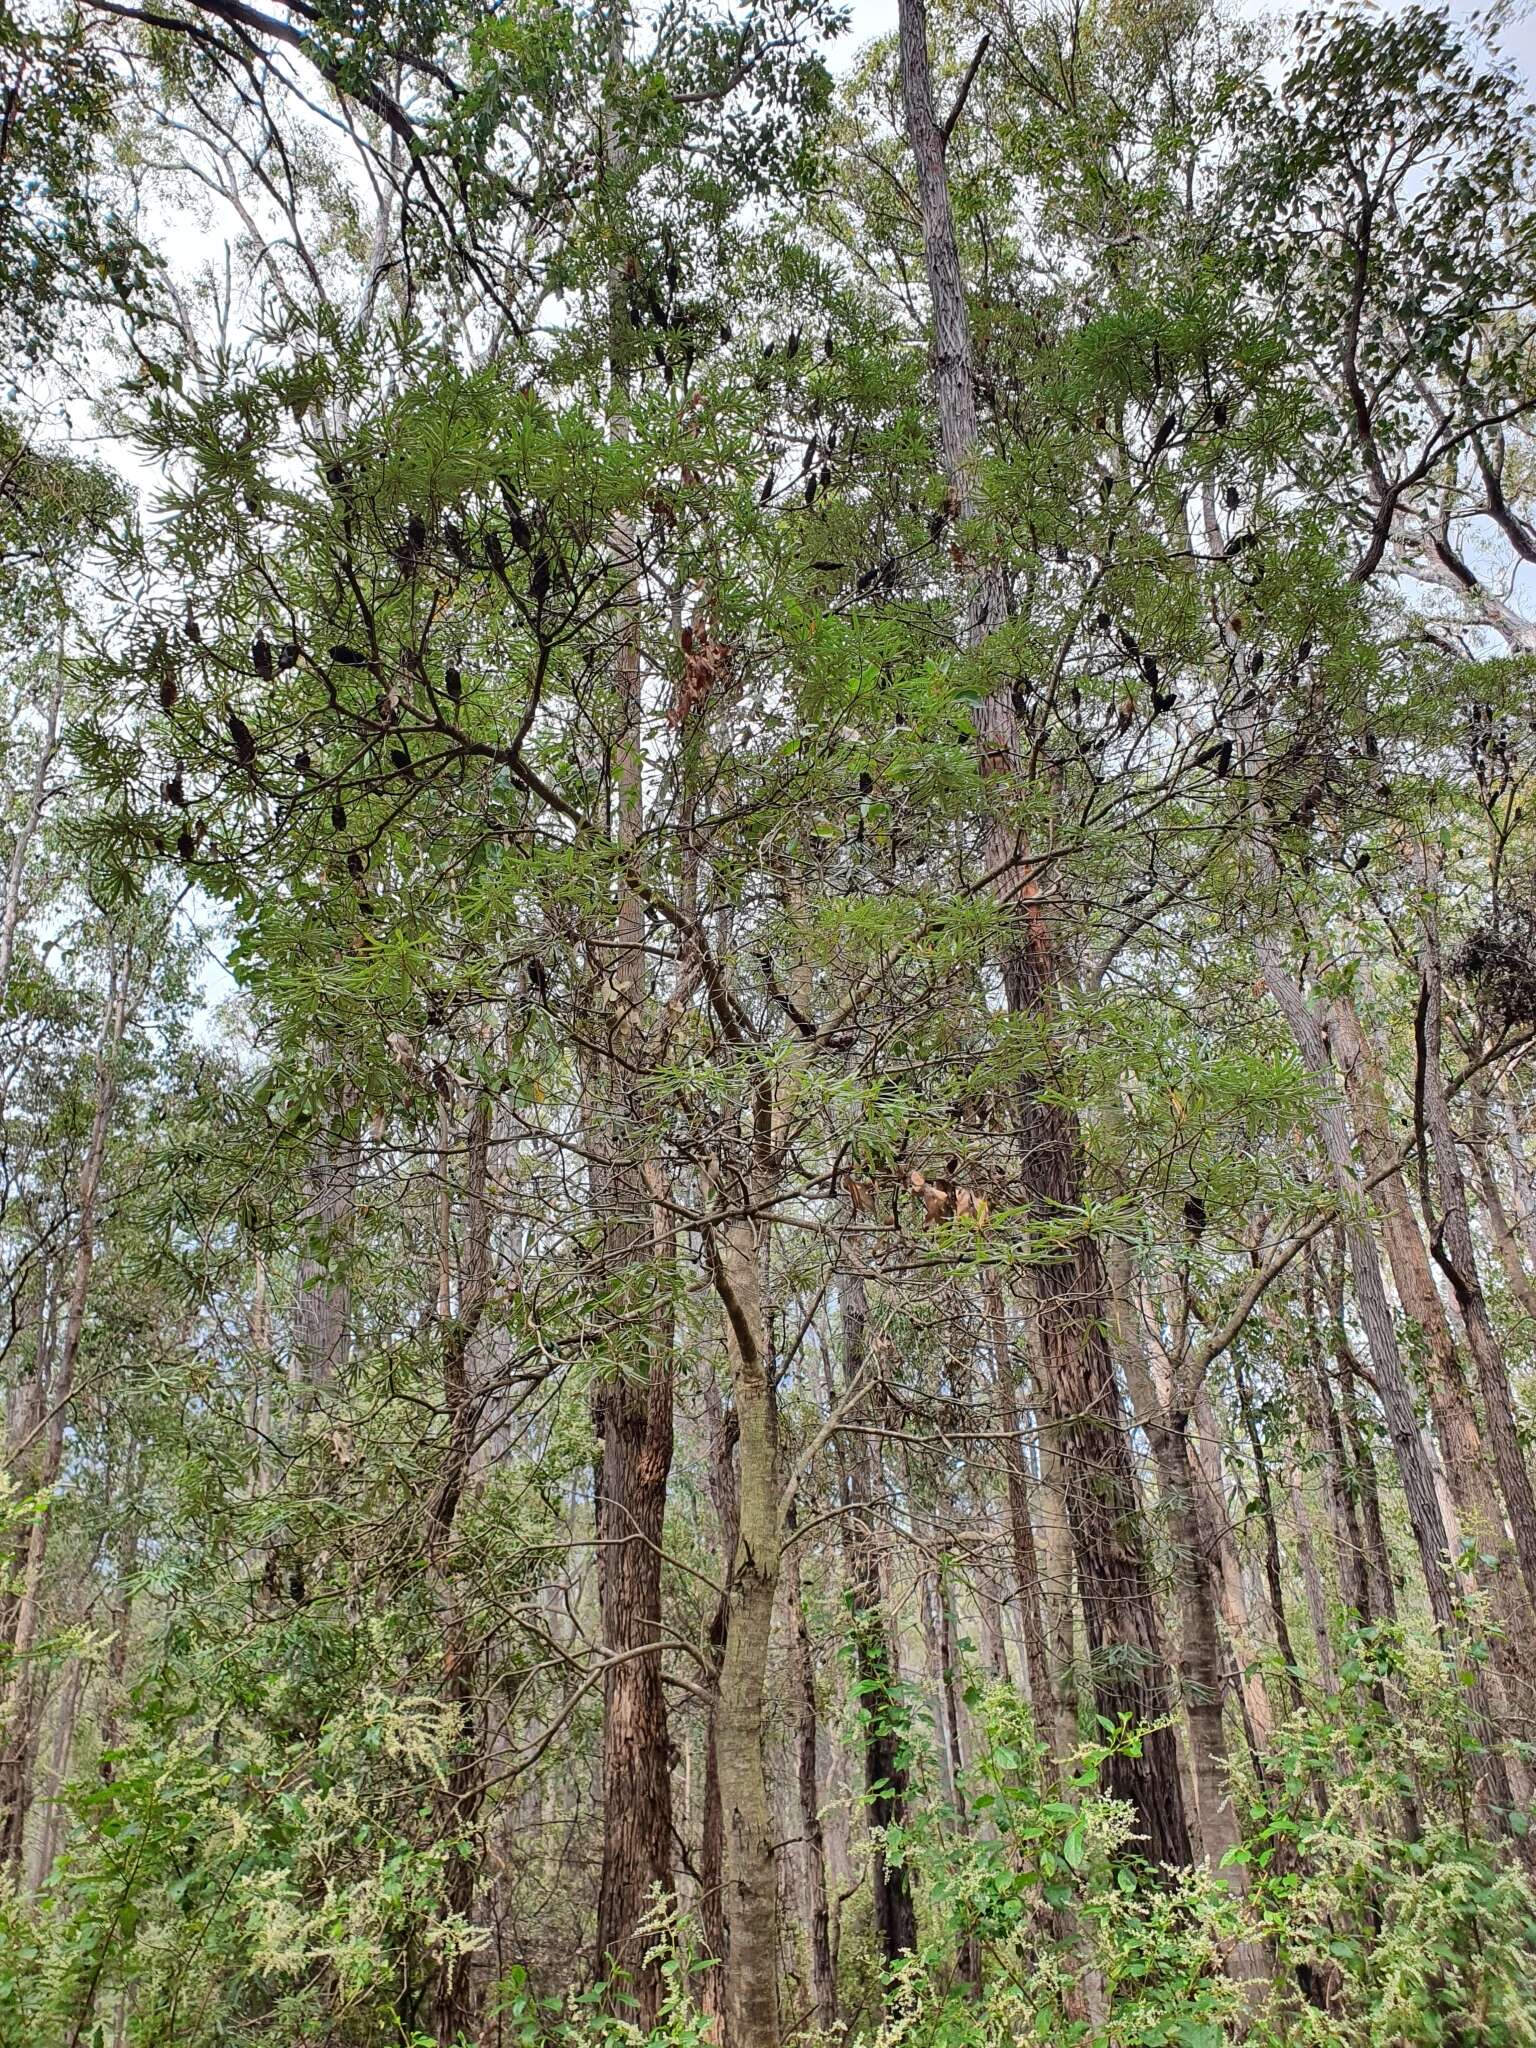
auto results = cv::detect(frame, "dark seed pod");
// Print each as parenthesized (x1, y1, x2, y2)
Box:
(226, 708, 257, 768)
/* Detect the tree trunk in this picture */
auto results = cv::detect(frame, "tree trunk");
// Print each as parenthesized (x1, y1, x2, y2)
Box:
(783, 1528, 836, 2031)
(709, 1211, 781, 2048)
(428, 1101, 495, 2044)
(982, 1275, 1055, 1753)
(833, 1266, 918, 1971)
(588, 24, 679, 2000)
(0, 942, 132, 1866)
(1330, 995, 1530, 1657)
(1256, 944, 1455, 1633)
(894, 0, 1190, 1865)
(1414, 936, 1536, 1616)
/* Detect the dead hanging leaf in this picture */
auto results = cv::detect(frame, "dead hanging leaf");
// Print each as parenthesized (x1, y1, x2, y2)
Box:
(669, 616, 733, 727)
(909, 1166, 990, 1230)
(844, 1171, 877, 1217)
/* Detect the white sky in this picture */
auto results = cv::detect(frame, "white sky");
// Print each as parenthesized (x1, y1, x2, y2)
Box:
(835, 0, 1536, 77)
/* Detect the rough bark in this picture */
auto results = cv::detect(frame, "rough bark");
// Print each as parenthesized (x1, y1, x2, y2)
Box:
(894, 0, 1190, 1865)
(708, 1211, 781, 2048)
(588, 28, 678, 2001)
(783, 1529, 836, 2032)
(834, 1266, 918, 1970)
(983, 1275, 1055, 1750)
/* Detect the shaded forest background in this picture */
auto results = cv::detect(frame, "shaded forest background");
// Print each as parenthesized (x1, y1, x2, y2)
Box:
(5, 0, 1536, 2039)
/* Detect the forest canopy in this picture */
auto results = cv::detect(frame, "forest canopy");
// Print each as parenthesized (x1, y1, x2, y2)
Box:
(6, 0, 1536, 2041)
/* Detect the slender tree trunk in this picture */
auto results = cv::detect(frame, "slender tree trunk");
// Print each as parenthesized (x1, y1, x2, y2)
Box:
(699, 1371, 740, 2029)
(833, 1266, 918, 1972)
(1256, 945, 1455, 1633)
(982, 1275, 1055, 1752)
(1191, 1381, 1283, 1739)
(428, 1102, 495, 2043)
(894, 0, 1190, 1865)
(709, 1209, 781, 2048)
(0, 649, 66, 1086)
(589, 18, 678, 2003)
(783, 1528, 836, 2032)
(1225, 1358, 1302, 1717)
(26, 1653, 80, 1894)
(292, 1117, 359, 1386)
(0, 943, 132, 1866)
(1414, 935, 1536, 1614)
(1331, 996, 1530, 1660)
(1286, 1463, 1337, 1695)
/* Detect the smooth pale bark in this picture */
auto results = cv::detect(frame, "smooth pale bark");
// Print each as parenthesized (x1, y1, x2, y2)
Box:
(1294, 1259, 1374, 1626)
(1470, 1099, 1536, 1321)
(894, 0, 1190, 1864)
(0, 649, 67, 1098)
(1495, 1089, 1536, 1273)
(1263, 953, 1519, 1834)
(1257, 945, 1456, 1634)
(1190, 1382, 1283, 1740)
(1330, 997, 1536, 1693)
(1415, 943, 1536, 1615)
